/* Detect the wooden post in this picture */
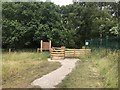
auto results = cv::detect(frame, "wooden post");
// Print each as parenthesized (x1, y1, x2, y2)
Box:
(37, 48, 39, 53)
(61, 46, 65, 59)
(9, 48, 11, 54)
(49, 40, 51, 52)
(74, 48, 75, 58)
(82, 46, 85, 49)
(40, 40, 43, 53)
(50, 48, 53, 60)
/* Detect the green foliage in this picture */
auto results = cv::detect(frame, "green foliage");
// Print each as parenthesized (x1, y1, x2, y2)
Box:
(109, 25, 119, 35)
(2, 2, 119, 49)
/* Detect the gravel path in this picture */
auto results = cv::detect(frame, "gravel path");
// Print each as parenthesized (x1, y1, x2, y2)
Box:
(31, 58, 79, 88)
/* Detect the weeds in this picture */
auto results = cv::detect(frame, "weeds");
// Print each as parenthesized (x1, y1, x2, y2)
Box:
(2, 52, 60, 88)
(85, 48, 119, 88)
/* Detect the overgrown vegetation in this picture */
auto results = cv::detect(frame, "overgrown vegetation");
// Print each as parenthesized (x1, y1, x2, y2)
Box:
(89, 49, 119, 88)
(2, 52, 61, 88)
(57, 49, 119, 88)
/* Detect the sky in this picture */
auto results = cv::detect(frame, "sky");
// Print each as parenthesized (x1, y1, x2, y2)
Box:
(41, 0, 73, 6)
(2, 0, 119, 4)
(51, 0, 73, 6)
(40, 0, 119, 6)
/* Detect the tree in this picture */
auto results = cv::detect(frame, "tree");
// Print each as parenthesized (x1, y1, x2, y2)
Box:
(2, 2, 119, 49)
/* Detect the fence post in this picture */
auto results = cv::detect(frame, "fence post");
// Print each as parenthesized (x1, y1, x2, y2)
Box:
(37, 48, 39, 53)
(40, 40, 43, 53)
(61, 46, 65, 59)
(9, 48, 11, 54)
(49, 40, 51, 52)
(82, 46, 85, 49)
(74, 48, 75, 58)
(106, 35, 108, 56)
(50, 48, 53, 60)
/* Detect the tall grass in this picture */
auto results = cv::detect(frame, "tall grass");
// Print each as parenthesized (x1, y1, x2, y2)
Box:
(57, 48, 119, 88)
(0, 51, 2, 88)
(86, 48, 119, 88)
(2, 51, 60, 88)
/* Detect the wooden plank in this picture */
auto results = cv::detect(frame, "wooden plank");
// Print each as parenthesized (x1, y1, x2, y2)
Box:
(66, 49, 91, 50)
(51, 54, 64, 57)
(65, 52, 74, 53)
(66, 49, 91, 51)
(51, 51, 64, 53)
(51, 52, 64, 54)
(65, 53, 74, 54)
(52, 50, 64, 52)
(65, 51, 74, 52)
(65, 51, 90, 53)
(51, 53, 64, 55)
(65, 50, 90, 53)
(65, 51, 74, 53)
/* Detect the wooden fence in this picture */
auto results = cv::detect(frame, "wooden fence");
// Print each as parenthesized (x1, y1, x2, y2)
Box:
(65, 49, 91, 58)
(50, 47, 91, 60)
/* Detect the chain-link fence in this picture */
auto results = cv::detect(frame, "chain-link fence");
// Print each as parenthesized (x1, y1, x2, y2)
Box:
(85, 36, 120, 50)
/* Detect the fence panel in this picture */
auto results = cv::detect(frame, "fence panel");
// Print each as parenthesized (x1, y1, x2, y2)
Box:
(65, 49, 91, 58)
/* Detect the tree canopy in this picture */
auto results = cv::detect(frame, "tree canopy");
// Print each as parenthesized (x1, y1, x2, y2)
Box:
(2, 2, 119, 49)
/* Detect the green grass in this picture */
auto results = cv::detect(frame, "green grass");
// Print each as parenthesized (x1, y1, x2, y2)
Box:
(57, 48, 119, 88)
(2, 51, 61, 88)
(90, 49, 119, 88)
(0, 51, 2, 88)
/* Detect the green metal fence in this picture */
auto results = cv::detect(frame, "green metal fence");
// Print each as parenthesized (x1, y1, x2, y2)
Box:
(85, 36, 120, 50)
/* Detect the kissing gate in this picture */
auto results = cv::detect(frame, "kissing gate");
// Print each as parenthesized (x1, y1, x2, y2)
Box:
(50, 46, 65, 60)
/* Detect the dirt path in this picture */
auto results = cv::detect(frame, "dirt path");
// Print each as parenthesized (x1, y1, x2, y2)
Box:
(31, 58, 79, 88)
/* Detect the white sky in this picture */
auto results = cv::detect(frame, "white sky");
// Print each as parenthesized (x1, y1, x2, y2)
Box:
(51, 0, 73, 6)
(41, 0, 73, 6)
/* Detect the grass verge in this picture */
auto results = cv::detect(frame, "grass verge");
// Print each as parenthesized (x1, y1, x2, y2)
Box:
(57, 48, 119, 88)
(2, 52, 61, 88)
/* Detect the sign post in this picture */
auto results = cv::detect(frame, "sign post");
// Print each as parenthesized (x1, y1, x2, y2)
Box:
(85, 41, 89, 49)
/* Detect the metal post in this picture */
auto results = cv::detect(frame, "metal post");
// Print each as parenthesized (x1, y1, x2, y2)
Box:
(106, 35, 108, 55)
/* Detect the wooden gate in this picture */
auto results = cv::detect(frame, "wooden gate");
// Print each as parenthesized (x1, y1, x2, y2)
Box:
(50, 46, 65, 60)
